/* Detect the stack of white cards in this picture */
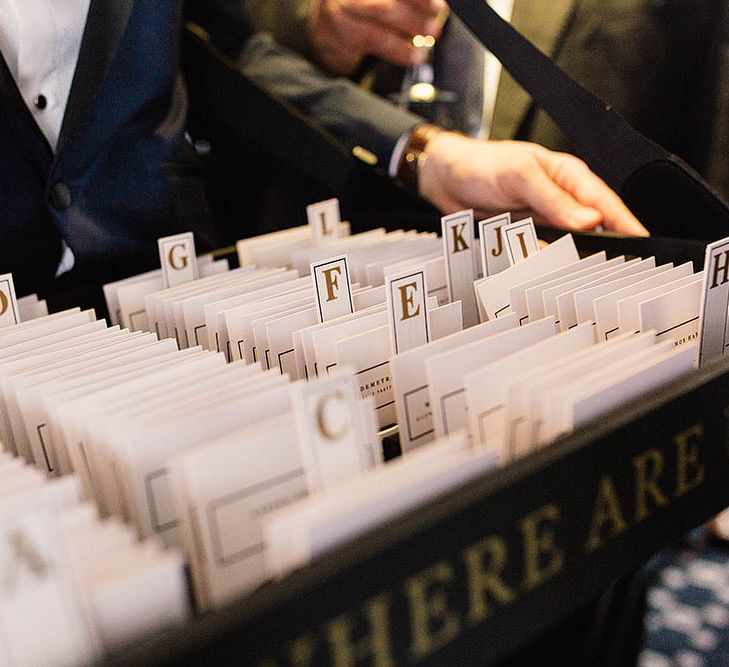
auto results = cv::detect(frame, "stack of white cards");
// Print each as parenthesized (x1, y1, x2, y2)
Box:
(3, 204, 725, 664)
(0, 440, 188, 665)
(0, 293, 386, 620)
(104, 223, 468, 431)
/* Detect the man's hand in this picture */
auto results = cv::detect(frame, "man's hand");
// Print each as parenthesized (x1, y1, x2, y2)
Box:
(308, 0, 447, 75)
(420, 133, 649, 236)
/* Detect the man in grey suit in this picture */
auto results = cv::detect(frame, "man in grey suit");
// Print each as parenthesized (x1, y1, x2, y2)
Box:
(245, 0, 729, 201)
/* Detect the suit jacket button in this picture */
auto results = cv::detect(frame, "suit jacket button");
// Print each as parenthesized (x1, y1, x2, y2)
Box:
(50, 183, 72, 211)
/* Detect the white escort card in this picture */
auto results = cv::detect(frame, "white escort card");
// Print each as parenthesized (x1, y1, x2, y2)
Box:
(541, 258, 638, 329)
(617, 273, 701, 337)
(542, 343, 696, 443)
(699, 237, 729, 367)
(478, 212, 511, 277)
(464, 323, 595, 461)
(427, 317, 555, 439)
(263, 433, 499, 579)
(508, 252, 608, 326)
(158, 232, 198, 288)
(639, 276, 703, 352)
(573, 264, 673, 326)
(336, 326, 395, 427)
(391, 314, 518, 452)
(507, 333, 655, 456)
(441, 210, 479, 327)
(594, 263, 694, 341)
(554, 258, 654, 332)
(17, 294, 48, 322)
(475, 234, 579, 321)
(170, 418, 311, 611)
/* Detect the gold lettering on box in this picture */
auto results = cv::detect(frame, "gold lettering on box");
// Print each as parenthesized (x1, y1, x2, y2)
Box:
(0, 289, 7, 316)
(326, 593, 395, 667)
(405, 561, 461, 661)
(463, 536, 515, 626)
(674, 423, 706, 497)
(584, 475, 628, 553)
(287, 635, 317, 667)
(520, 503, 563, 592)
(632, 449, 668, 522)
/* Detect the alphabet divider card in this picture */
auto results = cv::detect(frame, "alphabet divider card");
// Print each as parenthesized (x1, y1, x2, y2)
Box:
(3, 221, 725, 664)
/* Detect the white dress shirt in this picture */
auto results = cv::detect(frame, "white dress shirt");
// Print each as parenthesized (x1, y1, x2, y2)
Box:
(0, 0, 91, 275)
(0, 0, 91, 151)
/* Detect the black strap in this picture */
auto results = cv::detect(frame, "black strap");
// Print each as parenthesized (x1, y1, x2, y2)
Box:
(449, 0, 729, 240)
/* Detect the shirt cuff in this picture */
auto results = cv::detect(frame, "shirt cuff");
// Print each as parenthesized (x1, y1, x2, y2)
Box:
(388, 129, 415, 178)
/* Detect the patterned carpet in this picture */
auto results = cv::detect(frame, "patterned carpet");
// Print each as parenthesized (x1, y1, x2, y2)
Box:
(640, 536, 729, 667)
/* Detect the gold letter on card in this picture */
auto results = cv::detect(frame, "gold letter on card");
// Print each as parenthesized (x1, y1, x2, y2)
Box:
(398, 282, 421, 321)
(450, 223, 470, 253)
(167, 242, 189, 271)
(322, 266, 342, 302)
(0, 290, 7, 316)
(491, 228, 504, 258)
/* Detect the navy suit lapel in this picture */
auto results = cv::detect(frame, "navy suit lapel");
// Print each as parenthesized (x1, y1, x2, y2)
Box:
(56, 0, 134, 154)
(0, 51, 51, 152)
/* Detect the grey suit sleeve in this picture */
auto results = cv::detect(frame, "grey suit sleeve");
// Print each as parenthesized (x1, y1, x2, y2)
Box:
(242, 0, 313, 55)
(237, 32, 423, 167)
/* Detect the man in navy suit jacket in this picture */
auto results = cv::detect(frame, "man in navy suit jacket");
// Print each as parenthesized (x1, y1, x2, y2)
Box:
(0, 0, 645, 298)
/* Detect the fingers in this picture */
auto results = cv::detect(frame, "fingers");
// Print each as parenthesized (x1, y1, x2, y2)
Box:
(346, 0, 445, 37)
(356, 19, 428, 66)
(312, 0, 439, 71)
(420, 134, 649, 238)
(501, 155, 606, 231)
(537, 151, 650, 237)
